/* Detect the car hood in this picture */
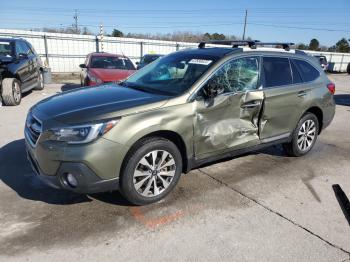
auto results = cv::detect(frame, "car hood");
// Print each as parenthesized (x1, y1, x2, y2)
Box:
(89, 68, 135, 82)
(32, 84, 170, 126)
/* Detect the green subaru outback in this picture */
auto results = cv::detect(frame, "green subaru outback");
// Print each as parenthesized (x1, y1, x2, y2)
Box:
(25, 41, 335, 205)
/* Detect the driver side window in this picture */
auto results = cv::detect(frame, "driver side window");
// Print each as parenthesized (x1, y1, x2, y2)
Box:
(209, 56, 260, 94)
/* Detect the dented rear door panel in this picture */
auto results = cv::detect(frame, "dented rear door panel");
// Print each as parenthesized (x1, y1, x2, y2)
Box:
(260, 83, 315, 140)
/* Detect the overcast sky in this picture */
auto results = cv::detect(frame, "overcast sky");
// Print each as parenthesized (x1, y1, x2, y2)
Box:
(1, 0, 349, 46)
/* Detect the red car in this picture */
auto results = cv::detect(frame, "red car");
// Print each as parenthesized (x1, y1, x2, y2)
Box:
(79, 52, 136, 86)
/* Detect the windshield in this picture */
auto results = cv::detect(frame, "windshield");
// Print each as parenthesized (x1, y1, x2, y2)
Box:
(90, 56, 135, 70)
(0, 41, 13, 57)
(124, 52, 218, 96)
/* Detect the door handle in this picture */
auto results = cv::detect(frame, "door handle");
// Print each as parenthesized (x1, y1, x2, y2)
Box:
(241, 101, 261, 109)
(297, 91, 307, 97)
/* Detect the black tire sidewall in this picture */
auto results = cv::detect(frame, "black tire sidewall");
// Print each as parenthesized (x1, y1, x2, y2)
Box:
(35, 71, 44, 90)
(120, 138, 182, 205)
(291, 113, 319, 156)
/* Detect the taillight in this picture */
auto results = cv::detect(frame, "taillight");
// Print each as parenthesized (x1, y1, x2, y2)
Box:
(327, 83, 335, 94)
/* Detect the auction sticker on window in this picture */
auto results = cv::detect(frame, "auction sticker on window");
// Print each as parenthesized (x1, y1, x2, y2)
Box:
(0, 42, 10, 45)
(188, 59, 212, 65)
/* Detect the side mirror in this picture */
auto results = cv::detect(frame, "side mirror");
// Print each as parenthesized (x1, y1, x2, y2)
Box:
(136, 62, 140, 65)
(202, 79, 225, 99)
(18, 53, 28, 59)
(79, 64, 87, 68)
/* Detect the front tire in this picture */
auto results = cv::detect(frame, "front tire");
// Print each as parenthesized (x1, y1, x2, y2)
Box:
(283, 113, 319, 157)
(120, 137, 183, 205)
(1, 78, 22, 106)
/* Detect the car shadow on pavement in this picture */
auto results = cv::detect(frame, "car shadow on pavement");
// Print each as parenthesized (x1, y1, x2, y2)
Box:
(0, 139, 91, 205)
(61, 83, 81, 92)
(334, 94, 350, 106)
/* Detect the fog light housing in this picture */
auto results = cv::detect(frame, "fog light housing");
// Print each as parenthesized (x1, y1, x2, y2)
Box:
(66, 173, 78, 188)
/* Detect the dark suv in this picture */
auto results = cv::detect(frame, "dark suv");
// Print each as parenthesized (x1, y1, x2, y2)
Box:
(0, 38, 44, 106)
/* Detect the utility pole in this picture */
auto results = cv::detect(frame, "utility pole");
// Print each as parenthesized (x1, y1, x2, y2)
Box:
(73, 9, 78, 34)
(242, 9, 248, 40)
(99, 24, 104, 52)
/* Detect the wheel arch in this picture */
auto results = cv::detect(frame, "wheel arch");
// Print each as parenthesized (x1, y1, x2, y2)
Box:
(304, 106, 323, 134)
(121, 130, 189, 175)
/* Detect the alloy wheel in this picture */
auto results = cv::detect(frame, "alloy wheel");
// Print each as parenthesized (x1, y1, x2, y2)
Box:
(12, 82, 21, 103)
(133, 150, 176, 197)
(297, 119, 316, 151)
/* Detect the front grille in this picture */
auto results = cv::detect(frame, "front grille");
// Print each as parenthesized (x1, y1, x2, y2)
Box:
(25, 113, 42, 147)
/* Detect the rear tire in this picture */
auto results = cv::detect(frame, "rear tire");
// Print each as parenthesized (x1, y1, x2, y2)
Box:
(34, 70, 44, 90)
(120, 137, 182, 205)
(1, 78, 22, 106)
(283, 113, 319, 157)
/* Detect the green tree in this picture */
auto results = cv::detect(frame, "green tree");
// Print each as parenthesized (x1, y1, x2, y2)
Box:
(309, 38, 320, 51)
(335, 38, 350, 53)
(203, 33, 211, 40)
(296, 43, 308, 50)
(211, 33, 226, 40)
(111, 29, 124, 37)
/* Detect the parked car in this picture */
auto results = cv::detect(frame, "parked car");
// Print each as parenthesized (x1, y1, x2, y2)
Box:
(25, 41, 335, 205)
(136, 54, 163, 69)
(0, 38, 44, 106)
(313, 55, 328, 71)
(79, 52, 136, 86)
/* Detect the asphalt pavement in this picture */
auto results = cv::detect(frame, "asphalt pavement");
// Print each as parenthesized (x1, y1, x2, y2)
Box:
(0, 75, 349, 261)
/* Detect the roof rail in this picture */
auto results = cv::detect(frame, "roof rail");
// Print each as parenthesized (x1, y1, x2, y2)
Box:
(198, 40, 260, 49)
(295, 50, 308, 56)
(254, 42, 295, 51)
(198, 40, 295, 51)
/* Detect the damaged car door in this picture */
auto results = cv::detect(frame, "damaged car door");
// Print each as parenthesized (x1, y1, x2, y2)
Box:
(193, 56, 264, 158)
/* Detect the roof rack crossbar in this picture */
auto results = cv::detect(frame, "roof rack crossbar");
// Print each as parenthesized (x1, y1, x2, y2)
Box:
(198, 40, 260, 49)
(198, 40, 295, 51)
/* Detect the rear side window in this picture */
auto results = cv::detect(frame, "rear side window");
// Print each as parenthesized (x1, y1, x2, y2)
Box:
(292, 59, 320, 82)
(290, 61, 302, 84)
(263, 57, 292, 88)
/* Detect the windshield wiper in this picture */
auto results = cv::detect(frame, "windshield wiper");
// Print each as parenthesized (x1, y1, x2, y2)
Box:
(122, 82, 172, 96)
(121, 82, 154, 94)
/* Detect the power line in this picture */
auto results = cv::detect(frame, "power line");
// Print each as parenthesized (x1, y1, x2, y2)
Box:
(248, 22, 350, 33)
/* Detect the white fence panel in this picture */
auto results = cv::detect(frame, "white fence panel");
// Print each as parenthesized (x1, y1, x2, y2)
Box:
(1, 28, 349, 73)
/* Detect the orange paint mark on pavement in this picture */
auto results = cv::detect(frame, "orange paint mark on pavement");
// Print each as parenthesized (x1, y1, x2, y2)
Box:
(130, 207, 184, 229)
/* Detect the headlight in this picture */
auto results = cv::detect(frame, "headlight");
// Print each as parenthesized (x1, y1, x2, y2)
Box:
(87, 72, 103, 84)
(49, 119, 119, 144)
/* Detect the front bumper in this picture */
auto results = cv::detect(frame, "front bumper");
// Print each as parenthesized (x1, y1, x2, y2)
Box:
(27, 150, 119, 193)
(25, 132, 129, 194)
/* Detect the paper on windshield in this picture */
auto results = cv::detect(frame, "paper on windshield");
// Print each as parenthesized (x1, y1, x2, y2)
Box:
(188, 59, 212, 65)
